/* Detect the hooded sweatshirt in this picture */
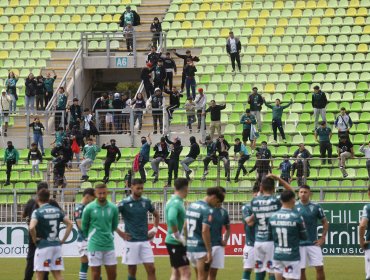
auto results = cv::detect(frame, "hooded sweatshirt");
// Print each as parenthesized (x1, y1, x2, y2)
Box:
(186, 137, 200, 159)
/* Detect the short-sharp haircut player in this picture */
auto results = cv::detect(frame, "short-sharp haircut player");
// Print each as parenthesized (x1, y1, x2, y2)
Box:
(165, 178, 191, 280)
(117, 178, 159, 280)
(359, 186, 370, 280)
(297, 185, 328, 280)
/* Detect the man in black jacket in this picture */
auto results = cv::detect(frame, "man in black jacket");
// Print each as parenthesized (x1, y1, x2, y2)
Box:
(248, 152, 272, 184)
(164, 86, 182, 120)
(226, 31, 241, 72)
(151, 137, 169, 183)
(248, 87, 264, 131)
(147, 46, 162, 66)
(150, 17, 162, 48)
(165, 135, 183, 187)
(312, 85, 328, 130)
(148, 88, 164, 134)
(215, 135, 231, 182)
(67, 98, 82, 130)
(173, 49, 200, 92)
(162, 52, 177, 89)
(141, 63, 154, 98)
(151, 59, 166, 90)
(184, 58, 197, 100)
(102, 139, 121, 183)
(181, 136, 200, 180)
(119, 5, 140, 27)
(205, 100, 226, 139)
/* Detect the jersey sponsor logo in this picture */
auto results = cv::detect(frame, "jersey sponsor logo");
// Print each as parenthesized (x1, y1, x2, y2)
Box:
(55, 257, 62, 265)
(267, 260, 273, 269)
(255, 260, 263, 268)
(285, 265, 293, 273)
(309, 205, 314, 212)
(43, 259, 51, 267)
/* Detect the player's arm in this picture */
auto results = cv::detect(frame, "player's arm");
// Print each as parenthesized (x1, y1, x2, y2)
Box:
(168, 206, 185, 244)
(202, 223, 212, 263)
(81, 206, 90, 238)
(148, 209, 160, 239)
(315, 217, 329, 246)
(183, 220, 188, 240)
(222, 223, 231, 246)
(29, 218, 38, 244)
(359, 207, 369, 250)
(61, 216, 73, 244)
(116, 204, 131, 240)
(298, 216, 308, 241)
(266, 173, 293, 191)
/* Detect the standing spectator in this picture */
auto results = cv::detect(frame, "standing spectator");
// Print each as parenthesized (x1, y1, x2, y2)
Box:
(181, 136, 200, 180)
(150, 17, 162, 48)
(29, 117, 45, 156)
(55, 87, 67, 131)
(67, 97, 82, 130)
(5, 71, 18, 113)
(312, 85, 328, 130)
(151, 59, 166, 90)
(248, 87, 263, 131)
(147, 46, 162, 66)
(240, 109, 257, 153)
(43, 70, 57, 107)
(69, 125, 84, 164)
(119, 5, 140, 27)
(256, 141, 273, 168)
(138, 134, 151, 182)
(105, 93, 115, 133)
(0, 89, 11, 137)
(131, 92, 146, 134)
(202, 135, 217, 180)
(184, 97, 196, 133)
(291, 155, 308, 186)
(35, 75, 46, 111)
(165, 86, 182, 120)
(82, 108, 93, 140)
(27, 142, 42, 177)
(233, 138, 250, 183)
(315, 121, 333, 164)
(51, 127, 66, 147)
(151, 137, 169, 183)
(147, 88, 164, 134)
(334, 107, 353, 139)
(337, 136, 354, 178)
(184, 58, 197, 100)
(163, 52, 177, 89)
(226, 31, 241, 72)
(102, 139, 121, 183)
(205, 100, 226, 139)
(264, 98, 293, 143)
(4, 141, 19, 186)
(80, 138, 101, 181)
(279, 155, 292, 183)
(165, 135, 183, 187)
(25, 73, 37, 115)
(194, 88, 207, 132)
(173, 49, 200, 92)
(93, 93, 109, 131)
(112, 93, 123, 133)
(293, 143, 313, 160)
(215, 135, 231, 182)
(141, 63, 154, 98)
(248, 152, 271, 185)
(123, 23, 134, 56)
(360, 141, 370, 180)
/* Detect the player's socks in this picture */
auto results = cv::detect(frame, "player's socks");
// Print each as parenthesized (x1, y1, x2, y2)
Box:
(268, 275, 275, 280)
(242, 270, 251, 280)
(79, 262, 88, 280)
(255, 271, 266, 280)
(128, 276, 136, 280)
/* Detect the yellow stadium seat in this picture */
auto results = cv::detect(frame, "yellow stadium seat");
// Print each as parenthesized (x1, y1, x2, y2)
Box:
(260, 10, 270, 18)
(29, 0, 39, 6)
(278, 18, 288, 27)
(306, 1, 316, 8)
(113, 14, 120, 22)
(283, 64, 294, 73)
(72, 15, 81, 23)
(239, 10, 248, 19)
(292, 9, 302, 17)
(50, 0, 59, 6)
(183, 38, 194, 48)
(242, 2, 252, 10)
(9, 16, 19, 24)
(325, 8, 335, 17)
(46, 41, 56, 50)
(358, 43, 368, 53)
(315, 35, 326, 44)
(308, 27, 318, 35)
(311, 18, 321, 26)
(221, 3, 231, 11)
(55, 6, 65, 14)
(179, 4, 189, 12)
(182, 21, 191, 29)
(220, 28, 230, 37)
(24, 7, 34, 15)
(9, 33, 19, 41)
(0, 51, 8, 59)
(203, 21, 213, 29)
(19, 15, 29, 23)
(349, 0, 359, 6)
(0, 8, 3, 16)
(358, 7, 367, 16)
(10, 0, 19, 7)
(355, 17, 365, 25)
(364, 25, 370, 34)
(265, 84, 275, 93)
(317, 0, 327, 8)
(274, 1, 284, 9)
(274, 27, 285, 36)
(295, 1, 306, 9)
(211, 3, 220, 11)
(14, 23, 24, 32)
(256, 19, 266, 27)
(86, 6, 96, 14)
(0, 25, 3, 32)
(45, 23, 55, 32)
(246, 19, 255, 28)
(200, 3, 210, 11)
(249, 36, 259, 45)
(196, 12, 206, 20)
(256, 45, 266, 54)
(175, 13, 185, 21)
(60, 0, 69, 5)
(252, 27, 263, 36)
(347, 7, 357, 16)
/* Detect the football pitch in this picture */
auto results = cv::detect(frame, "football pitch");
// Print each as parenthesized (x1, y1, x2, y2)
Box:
(1, 256, 364, 279)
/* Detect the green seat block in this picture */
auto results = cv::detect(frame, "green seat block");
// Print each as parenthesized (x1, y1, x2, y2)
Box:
(317, 63, 328, 73)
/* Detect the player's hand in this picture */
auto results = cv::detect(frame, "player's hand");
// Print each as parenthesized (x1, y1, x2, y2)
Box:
(205, 251, 212, 265)
(148, 231, 156, 240)
(118, 231, 131, 241)
(221, 240, 227, 247)
(314, 237, 326, 247)
(360, 239, 369, 250)
(266, 173, 278, 180)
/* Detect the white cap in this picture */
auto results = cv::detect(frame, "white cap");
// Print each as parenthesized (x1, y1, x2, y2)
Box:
(1, 89, 6, 93)
(154, 88, 161, 92)
(114, 93, 120, 99)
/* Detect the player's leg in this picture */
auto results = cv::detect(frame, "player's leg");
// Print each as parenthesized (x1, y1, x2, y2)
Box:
(80, 256, 89, 280)
(143, 263, 156, 280)
(102, 250, 117, 280)
(50, 270, 63, 280)
(242, 245, 254, 280)
(35, 272, 46, 280)
(208, 246, 224, 280)
(128, 265, 137, 280)
(281, 260, 301, 280)
(195, 255, 209, 280)
(123, 241, 140, 279)
(254, 242, 267, 280)
(140, 241, 156, 279)
(49, 246, 64, 280)
(104, 265, 117, 280)
(273, 260, 283, 280)
(88, 251, 103, 280)
(365, 249, 370, 280)
(34, 247, 52, 280)
(299, 246, 308, 280)
(306, 246, 325, 280)
(91, 266, 102, 280)
(264, 241, 275, 280)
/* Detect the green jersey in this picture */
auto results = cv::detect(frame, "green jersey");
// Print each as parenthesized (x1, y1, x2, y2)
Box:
(117, 195, 155, 242)
(210, 207, 230, 247)
(81, 199, 118, 252)
(295, 201, 326, 246)
(242, 203, 255, 246)
(82, 144, 100, 160)
(316, 126, 332, 142)
(264, 101, 292, 120)
(186, 200, 213, 253)
(31, 203, 65, 249)
(362, 204, 370, 249)
(74, 203, 86, 242)
(269, 208, 307, 261)
(251, 195, 282, 242)
(165, 194, 186, 245)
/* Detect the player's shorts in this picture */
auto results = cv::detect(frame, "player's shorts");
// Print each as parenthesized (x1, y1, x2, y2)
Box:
(211, 246, 225, 269)
(88, 250, 117, 267)
(274, 260, 301, 280)
(243, 245, 255, 269)
(186, 251, 207, 267)
(166, 243, 189, 269)
(299, 246, 324, 268)
(122, 241, 154, 265)
(77, 240, 88, 257)
(34, 246, 64, 272)
(365, 249, 370, 279)
(105, 113, 113, 123)
(242, 129, 251, 142)
(254, 241, 274, 273)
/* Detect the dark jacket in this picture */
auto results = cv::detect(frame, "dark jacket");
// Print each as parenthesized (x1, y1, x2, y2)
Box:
(92, 97, 109, 112)
(150, 22, 162, 33)
(27, 149, 42, 162)
(187, 137, 200, 159)
(165, 89, 182, 107)
(141, 67, 152, 82)
(35, 79, 46, 95)
(215, 139, 230, 157)
(165, 136, 183, 161)
(206, 104, 226, 121)
(226, 37, 242, 54)
(119, 10, 140, 26)
(248, 93, 264, 111)
(23, 198, 60, 226)
(153, 142, 169, 159)
(51, 145, 73, 162)
(162, 57, 177, 72)
(150, 94, 164, 109)
(184, 64, 197, 78)
(69, 128, 84, 146)
(292, 160, 310, 177)
(147, 52, 162, 66)
(29, 122, 45, 135)
(102, 144, 121, 161)
(249, 159, 272, 174)
(312, 91, 328, 109)
(293, 149, 312, 159)
(25, 78, 37, 97)
(112, 99, 124, 109)
(151, 65, 166, 82)
(174, 52, 200, 68)
(69, 104, 82, 123)
(132, 98, 146, 109)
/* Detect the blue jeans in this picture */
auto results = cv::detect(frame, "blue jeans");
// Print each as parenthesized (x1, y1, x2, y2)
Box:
(186, 77, 196, 100)
(25, 95, 35, 114)
(9, 94, 16, 113)
(33, 133, 44, 153)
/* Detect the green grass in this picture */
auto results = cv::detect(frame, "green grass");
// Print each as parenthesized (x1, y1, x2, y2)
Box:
(1, 257, 364, 279)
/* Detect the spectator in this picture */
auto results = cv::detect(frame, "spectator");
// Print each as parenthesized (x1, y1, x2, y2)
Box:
(337, 136, 354, 178)
(25, 73, 37, 115)
(29, 117, 45, 156)
(184, 97, 196, 133)
(162, 52, 177, 89)
(334, 107, 353, 139)
(312, 85, 328, 130)
(105, 93, 115, 133)
(102, 139, 121, 183)
(226, 31, 241, 72)
(248, 152, 271, 185)
(279, 155, 292, 183)
(201, 135, 217, 180)
(164, 135, 183, 187)
(181, 136, 200, 180)
(264, 98, 293, 143)
(240, 109, 257, 153)
(67, 97, 82, 130)
(194, 88, 207, 132)
(315, 121, 333, 164)
(52, 127, 66, 147)
(165, 86, 182, 121)
(147, 88, 164, 134)
(256, 141, 273, 168)
(52, 150, 68, 198)
(205, 100, 226, 139)
(4, 140, 19, 186)
(248, 87, 263, 131)
(360, 141, 370, 180)
(151, 59, 166, 90)
(138, 134, 151, 182)
(141, 63, 154, 98)
(291, 155, 308, 186)
(131, 92, 146, 134)
(119, 5, 140, 27)
(150, 17, 162, 48)
(27, 142, 42, 177)
(215, 135, 231, 182)
(293, 143, 312, 160)
(123, 23, 134, 56)
(233, 138, 250, 183)
(82, 108, 93, 140)
(51, 137, 73, 165)
(147, 46, 162, 66)
(43, 70, 57, 107)
(69, 125, 84, 164)
(123, 169, 132, 196)
(5, 71, 18, 113)
(0, 89, 11, 137)
(35, 75, 46, 111)
(173, 49, 200, 92)
(55, 87, 67, 131)
(113, 93, 127, 134)
(151, 137, 169, 183)
(92, 92, 109, 113)
(184, 58, 197, 100)
(80, 138, 100, 181)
